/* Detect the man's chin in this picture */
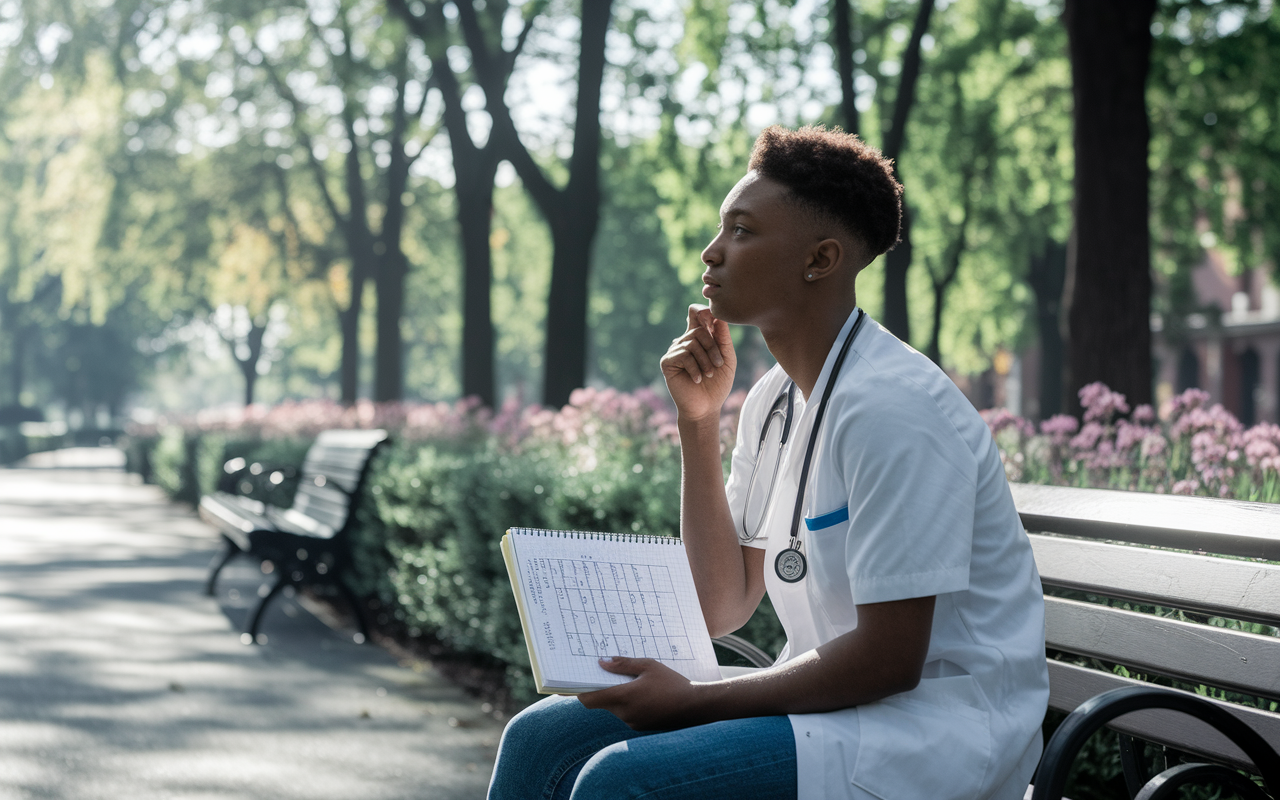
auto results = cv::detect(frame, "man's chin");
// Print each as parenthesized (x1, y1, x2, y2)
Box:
(706, 299, 735, 323)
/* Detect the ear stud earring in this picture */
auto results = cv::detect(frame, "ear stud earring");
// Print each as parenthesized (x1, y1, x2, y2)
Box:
(807, 273, 814, 279)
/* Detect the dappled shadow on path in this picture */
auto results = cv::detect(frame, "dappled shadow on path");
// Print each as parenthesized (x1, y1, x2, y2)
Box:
(0, 466, 500, 800)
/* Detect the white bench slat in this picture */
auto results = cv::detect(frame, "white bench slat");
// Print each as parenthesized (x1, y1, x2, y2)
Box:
(1032, 534, 1280, 626)
(1012, 483, 1280, 560)
(1045, 596, 1280, 699)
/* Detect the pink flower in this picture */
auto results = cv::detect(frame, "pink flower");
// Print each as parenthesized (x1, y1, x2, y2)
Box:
(1140, 433, 1168, 459)
(1039, 414, 1079, 446)
(1161, 388, 1211, 426)
(1079, 382, 1130, 423)
(1069, 421, 1105, 451)
(1115, 420, 1150, 452)
(1171, 479, 1200, 496)
(981, 408, 1033, 439)
(1132, 404, 1156, 424)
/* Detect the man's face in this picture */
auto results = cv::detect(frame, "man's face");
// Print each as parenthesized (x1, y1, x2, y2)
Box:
(700, 172, 816, 327)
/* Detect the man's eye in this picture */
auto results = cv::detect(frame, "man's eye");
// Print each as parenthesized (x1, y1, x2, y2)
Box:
(733, 225, 748, 235)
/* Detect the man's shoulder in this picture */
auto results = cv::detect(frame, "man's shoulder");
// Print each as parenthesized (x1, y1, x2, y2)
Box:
(836, 322, 986, 443)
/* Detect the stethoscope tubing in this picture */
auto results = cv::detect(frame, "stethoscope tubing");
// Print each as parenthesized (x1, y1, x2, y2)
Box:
(736, 309, 868, 562)
(740, 385, 795, 542)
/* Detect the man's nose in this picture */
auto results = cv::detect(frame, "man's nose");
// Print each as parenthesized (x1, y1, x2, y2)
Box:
(701, 236, 721, 266)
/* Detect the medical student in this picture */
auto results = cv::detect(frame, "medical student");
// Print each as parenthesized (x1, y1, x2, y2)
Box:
(487, 125, 1048, 800)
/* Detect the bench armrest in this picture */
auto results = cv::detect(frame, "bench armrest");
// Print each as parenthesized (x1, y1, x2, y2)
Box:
(1032, 686, 1280, 800)
(712, 634, 774, 669)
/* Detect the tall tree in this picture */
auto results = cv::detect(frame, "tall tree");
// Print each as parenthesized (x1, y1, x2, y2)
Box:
(451, 0, 614, 407)
(389, 0, 545, 408)
(1062, 0, 1158, 413)
(832, 0, 859, 136)
(236, 6, 437, 403)
(878, 0, 937, 342)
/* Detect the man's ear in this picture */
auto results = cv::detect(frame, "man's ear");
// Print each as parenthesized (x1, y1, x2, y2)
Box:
(803, 238, 844, 283)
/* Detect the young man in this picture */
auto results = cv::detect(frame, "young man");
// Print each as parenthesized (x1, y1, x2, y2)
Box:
(488, 125, 1048, 800)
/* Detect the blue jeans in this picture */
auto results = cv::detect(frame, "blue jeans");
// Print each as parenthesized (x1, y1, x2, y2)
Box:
(487, 694, 797, 800)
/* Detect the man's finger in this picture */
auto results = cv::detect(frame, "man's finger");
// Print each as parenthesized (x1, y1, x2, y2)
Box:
(662, 350, 706, 384)
(687, 304, 705, 332)
(687, 304, 715, 334)
(686, 327, 724, 368)
(712, 317, 735, 351)
(598, 656, 647, 676)
(681, 336, 718, 377)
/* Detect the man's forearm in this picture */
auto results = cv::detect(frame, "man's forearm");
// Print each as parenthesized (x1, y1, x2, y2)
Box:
(678, 415, 760, 636)
(689, 595, 935, 723)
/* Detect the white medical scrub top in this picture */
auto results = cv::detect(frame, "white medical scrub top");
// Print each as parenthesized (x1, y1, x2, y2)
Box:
(724, 309, 1049, 800)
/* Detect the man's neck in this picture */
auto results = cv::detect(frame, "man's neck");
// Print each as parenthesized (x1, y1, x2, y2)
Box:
(760, 301, 858, 400)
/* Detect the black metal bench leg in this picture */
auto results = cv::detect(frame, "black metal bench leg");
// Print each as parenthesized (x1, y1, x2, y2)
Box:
(1119, 734, 1146, 798)
(333, 578, 370, 642)
(245, 575, 289, 641)
(206, 536, 241, 596)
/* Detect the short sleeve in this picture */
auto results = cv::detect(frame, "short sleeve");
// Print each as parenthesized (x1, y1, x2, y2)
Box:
(724, 371, 784, 550)
(833, 376, 977, 605)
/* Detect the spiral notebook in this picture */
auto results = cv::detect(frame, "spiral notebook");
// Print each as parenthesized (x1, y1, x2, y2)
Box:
(501, 528, 721, 694)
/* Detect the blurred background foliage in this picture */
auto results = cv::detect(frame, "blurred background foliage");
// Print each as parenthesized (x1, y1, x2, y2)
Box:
(1, 0, 1275, 429)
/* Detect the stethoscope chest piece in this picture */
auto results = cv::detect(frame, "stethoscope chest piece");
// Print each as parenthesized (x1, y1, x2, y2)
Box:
(774, 548, 807, 583)
(771, 308, 866, 584)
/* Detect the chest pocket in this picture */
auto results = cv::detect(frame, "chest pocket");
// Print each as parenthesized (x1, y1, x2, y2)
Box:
(803, 505, 857, 632)
(805, 504, 849, 531)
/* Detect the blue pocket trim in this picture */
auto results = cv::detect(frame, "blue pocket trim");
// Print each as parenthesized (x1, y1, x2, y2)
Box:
(804, 505, 849, 531)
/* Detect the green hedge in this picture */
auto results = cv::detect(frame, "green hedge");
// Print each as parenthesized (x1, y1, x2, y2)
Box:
(126, 391, 787, 703)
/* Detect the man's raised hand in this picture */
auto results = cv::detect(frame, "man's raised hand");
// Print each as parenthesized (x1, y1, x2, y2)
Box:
(661, 305, 737, 422)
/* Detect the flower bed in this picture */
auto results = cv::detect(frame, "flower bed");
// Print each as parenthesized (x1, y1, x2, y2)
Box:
(982, 383, 1280, 502)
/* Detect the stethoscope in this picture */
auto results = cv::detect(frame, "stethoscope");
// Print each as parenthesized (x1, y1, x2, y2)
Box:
(739, 308, 866, 583)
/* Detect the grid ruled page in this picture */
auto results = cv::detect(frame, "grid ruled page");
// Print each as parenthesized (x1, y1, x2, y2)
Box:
(509, 529, 721, 690)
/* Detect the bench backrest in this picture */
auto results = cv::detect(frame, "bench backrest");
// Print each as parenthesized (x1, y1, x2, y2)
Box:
(1012, 483, 1280, 772)
(281, 429, 388, 539)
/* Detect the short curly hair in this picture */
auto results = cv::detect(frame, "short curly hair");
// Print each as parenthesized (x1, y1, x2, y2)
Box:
(748, 125, 903, 259)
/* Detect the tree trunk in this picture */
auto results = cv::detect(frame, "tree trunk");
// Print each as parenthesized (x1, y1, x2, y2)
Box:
(832, 0, 859, 136)
(1063, 0, 1157, 414)
(1027, 240, 1067, 418)
(339, 275, 364, 405)
(233, 320, 267, 407)
(372, 51, 416, 403)
(543, 216, 597, 407)
(882, 208, 913, 341)
(8, 326, 25, 406)
(390, 0, 519, 410)
(240, 363, 258, 407)
(878, 0, 935, 342)
(457, 175, 498, 406)
(925, 216, 966, 365)
(373, 251, 406, 402)
(538, 0, 612, 408)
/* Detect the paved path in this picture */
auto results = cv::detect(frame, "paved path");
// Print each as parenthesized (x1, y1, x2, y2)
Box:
(0, 450, 503, 799)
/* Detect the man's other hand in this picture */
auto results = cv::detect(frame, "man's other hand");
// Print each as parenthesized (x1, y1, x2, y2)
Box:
(577, 657, 705, 731)
(661, 305, 737, 423)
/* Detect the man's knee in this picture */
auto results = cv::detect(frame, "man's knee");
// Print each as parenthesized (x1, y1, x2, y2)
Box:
(498, 695, 585, 760)
(569, 740, 648, 800)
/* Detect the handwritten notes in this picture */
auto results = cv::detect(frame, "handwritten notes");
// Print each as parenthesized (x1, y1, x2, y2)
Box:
(504, 529, 721, 692)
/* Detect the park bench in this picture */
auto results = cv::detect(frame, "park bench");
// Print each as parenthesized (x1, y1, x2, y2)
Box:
(714, 483, 1280, 799)
(198, 429, 388, 643)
